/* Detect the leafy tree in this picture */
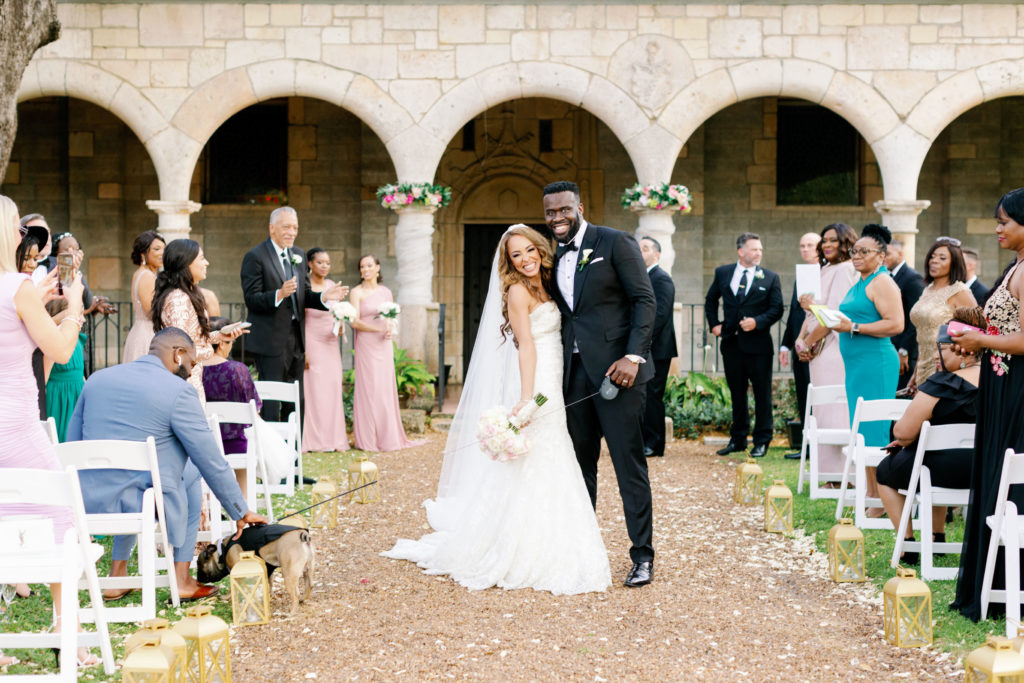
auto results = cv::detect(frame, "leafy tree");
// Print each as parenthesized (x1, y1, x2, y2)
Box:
(0, 0, 60, 182)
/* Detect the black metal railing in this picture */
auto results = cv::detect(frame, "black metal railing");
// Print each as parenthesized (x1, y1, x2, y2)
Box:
(674, 303, 794, 377)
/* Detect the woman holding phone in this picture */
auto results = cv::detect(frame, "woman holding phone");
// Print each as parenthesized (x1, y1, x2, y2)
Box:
(0, 194, 99, 667)
(151, 239, 246, 404)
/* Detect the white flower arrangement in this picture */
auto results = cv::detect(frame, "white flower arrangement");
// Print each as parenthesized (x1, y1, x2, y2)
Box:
(290, 253, 303, 266)
(329, 301, 357, 336)
(475, 394, 548, 462)
(620, 183, 693, 213)
(577, 248, 594, 271)
(376, 301, 401, 335)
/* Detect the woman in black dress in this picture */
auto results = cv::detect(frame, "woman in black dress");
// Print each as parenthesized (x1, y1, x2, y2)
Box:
(876, 307, 983, 564)
(950, 187, 1024, 621)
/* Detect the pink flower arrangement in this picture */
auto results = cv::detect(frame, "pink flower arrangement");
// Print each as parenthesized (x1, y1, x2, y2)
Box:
(376, 183, 451, 211)
(475, 394, 548, 462)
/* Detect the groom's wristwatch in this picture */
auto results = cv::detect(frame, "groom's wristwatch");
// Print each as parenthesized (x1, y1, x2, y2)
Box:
(625, 354, 645, 365)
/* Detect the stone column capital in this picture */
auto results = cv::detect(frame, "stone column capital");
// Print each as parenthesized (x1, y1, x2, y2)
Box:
(872, 199, 931, 234)
(392, 204, 439, 218)
(145, 199, 202, 243)
(145, 199, 202, 216)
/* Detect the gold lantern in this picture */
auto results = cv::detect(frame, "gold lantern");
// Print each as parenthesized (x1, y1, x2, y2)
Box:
(828, 518, 866, 582)
(122, 637, 175, 683)
(733, 458, 763, 505)
(882, 567, 932, 648)
(172, 605, 231, 683)
(229, 550, 270, 626)
(310, 477, 338, 528)
(279, 509, 308, 528)
(347, 454, 381, 504)
(126, 618, 186, 683)
(965, 636, 1024, 682)
(763, 480, 793, 533)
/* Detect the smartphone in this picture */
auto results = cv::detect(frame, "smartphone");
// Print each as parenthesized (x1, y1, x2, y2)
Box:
(946, 320, 983, 336)
(220, 321, 252, 335)
(57, 253, 75, 295)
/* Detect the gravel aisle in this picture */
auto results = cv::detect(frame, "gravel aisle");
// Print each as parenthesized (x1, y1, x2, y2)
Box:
(231, 434, 960, 681)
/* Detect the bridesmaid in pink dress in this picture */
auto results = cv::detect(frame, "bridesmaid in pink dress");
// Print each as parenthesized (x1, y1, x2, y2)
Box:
(351, 254, 422, 452)
(302, 248, 350, 452)
(121, 231, 164, 364)
(0, 194, 98, 667)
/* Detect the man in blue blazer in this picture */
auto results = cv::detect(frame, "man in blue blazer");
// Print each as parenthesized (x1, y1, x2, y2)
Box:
(68, 327, 267, 600)
(705, 233, 784, 458)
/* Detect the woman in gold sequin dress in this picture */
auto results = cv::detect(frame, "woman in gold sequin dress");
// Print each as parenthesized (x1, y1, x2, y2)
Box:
(951, 188, 1024, 621)
(908, 237, 976, 390)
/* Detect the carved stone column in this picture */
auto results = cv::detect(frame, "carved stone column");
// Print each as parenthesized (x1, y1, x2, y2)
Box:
(633, 207, 679, 274)
(145, 199, 202, 243)
(873, 199, 931, 268)
(393, 204, 438, 366)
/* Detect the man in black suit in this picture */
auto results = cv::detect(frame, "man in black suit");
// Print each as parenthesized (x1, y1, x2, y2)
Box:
(638, 236, 677, 459)
(544, 181, 657, 588)
(705, 232, 784, 458)
(241, 207, 347, 420)
(780, 232, 821, 458)
(884, 239, 924, 389)
(963, 247, 990, 304)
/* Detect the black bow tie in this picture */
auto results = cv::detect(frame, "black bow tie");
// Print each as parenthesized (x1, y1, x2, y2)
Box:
(556, 242, 579, 259)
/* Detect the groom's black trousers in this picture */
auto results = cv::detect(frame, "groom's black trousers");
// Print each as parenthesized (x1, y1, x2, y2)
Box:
(565, 354, 654, 564)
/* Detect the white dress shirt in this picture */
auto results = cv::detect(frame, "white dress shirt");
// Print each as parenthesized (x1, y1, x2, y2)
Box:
(729, 261, 756, 297)
(557, 219, 589, 311)
(272, 239, 292, 307)
(889, 260, 905, 278)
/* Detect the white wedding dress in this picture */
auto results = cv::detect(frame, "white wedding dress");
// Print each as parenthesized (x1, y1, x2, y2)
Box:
(382, 301, 611, 595)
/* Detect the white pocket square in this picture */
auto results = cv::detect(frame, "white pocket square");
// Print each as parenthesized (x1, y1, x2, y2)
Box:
(758, 286, 766, 291)
(589, 257, 605, 265)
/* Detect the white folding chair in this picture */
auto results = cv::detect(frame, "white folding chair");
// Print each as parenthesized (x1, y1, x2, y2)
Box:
(254, 379, 303, 493)
(981, 449, 1024, 634)
(835, 397, 911, 529)
(40, 417, 59, 445)
(0, 466, 115, 677)
(55, 437, 181, 622)
(890, 422, 975, 580)
(797, 384, 850, 499)
(196, 415, 230, 550)
(205, 400, 275, 522)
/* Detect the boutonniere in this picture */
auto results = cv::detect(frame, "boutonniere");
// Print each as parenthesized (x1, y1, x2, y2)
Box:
(577, 249, 594, 271)
(290, 253, 302, 266)
(754, 269, 765, 280)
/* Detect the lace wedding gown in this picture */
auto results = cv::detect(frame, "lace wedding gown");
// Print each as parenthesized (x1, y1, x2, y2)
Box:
(382, 301, 611, 594)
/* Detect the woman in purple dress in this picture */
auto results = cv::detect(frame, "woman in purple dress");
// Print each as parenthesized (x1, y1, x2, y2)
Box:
(0, 194, 97, 667)
(202, 317, 263, 455)
(350, 254, 421, 452)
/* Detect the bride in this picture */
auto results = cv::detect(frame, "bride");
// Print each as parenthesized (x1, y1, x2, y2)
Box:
(382, 224, 611, 594)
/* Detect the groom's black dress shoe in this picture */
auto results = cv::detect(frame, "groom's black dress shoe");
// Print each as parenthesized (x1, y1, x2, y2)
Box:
(783, 451, 801, 460)
(750, 444, 768, 458)
(624, 561, 653, 587)
(715, 441, 746, 456)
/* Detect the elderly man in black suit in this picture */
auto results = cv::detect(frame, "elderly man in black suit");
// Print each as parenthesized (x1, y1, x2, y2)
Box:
(638, 236, 677, 459)
(240, 206, 348, 420)
(545, 180, 657, 588)
(780, 232, 821, 459)
(963, 246, 990, 304)
(705, 233, 784, 458)
(883, 238, 925, 389)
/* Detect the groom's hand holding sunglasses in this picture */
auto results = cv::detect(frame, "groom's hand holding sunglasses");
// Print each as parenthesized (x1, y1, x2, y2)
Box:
(606, 356, 641, 388)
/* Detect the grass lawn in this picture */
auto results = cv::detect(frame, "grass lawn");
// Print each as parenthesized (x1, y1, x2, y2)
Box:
(0, 449, 364, 680)
(719, 444, 1008, 660)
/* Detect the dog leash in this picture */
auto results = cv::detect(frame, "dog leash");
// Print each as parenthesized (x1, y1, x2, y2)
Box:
(287, 480, 380, 516)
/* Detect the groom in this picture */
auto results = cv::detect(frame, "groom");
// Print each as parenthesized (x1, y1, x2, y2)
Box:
(543, 181, 657, 587)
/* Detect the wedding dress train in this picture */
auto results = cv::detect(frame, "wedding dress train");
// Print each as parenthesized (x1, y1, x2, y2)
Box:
(382, 301, 611, 595)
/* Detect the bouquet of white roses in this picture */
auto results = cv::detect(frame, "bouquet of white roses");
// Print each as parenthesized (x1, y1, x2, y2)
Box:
(476, 393, 548, 462)
(376, 301, 401, 335)
(329, 301, 357, 336)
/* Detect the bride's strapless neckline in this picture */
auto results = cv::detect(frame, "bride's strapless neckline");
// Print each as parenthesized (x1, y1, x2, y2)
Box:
(530, 300, 557, 316)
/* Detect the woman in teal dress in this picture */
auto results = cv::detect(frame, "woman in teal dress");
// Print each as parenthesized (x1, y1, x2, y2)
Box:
(834, 224, 904, 448)
(44, 298, 86, 442)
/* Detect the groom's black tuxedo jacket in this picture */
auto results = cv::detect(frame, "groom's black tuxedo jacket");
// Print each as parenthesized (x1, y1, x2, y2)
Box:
(240, 237, 327, 356)
(552, 224, 656, 392)
(704, 264, 784, 355)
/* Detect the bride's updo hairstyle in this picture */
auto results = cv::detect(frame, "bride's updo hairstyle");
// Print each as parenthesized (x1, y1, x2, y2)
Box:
(860, 223, 892, 254)
(497, 224, 555, 344)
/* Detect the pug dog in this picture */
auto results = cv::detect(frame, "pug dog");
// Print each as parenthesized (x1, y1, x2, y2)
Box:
(196, 524, 314, 615)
